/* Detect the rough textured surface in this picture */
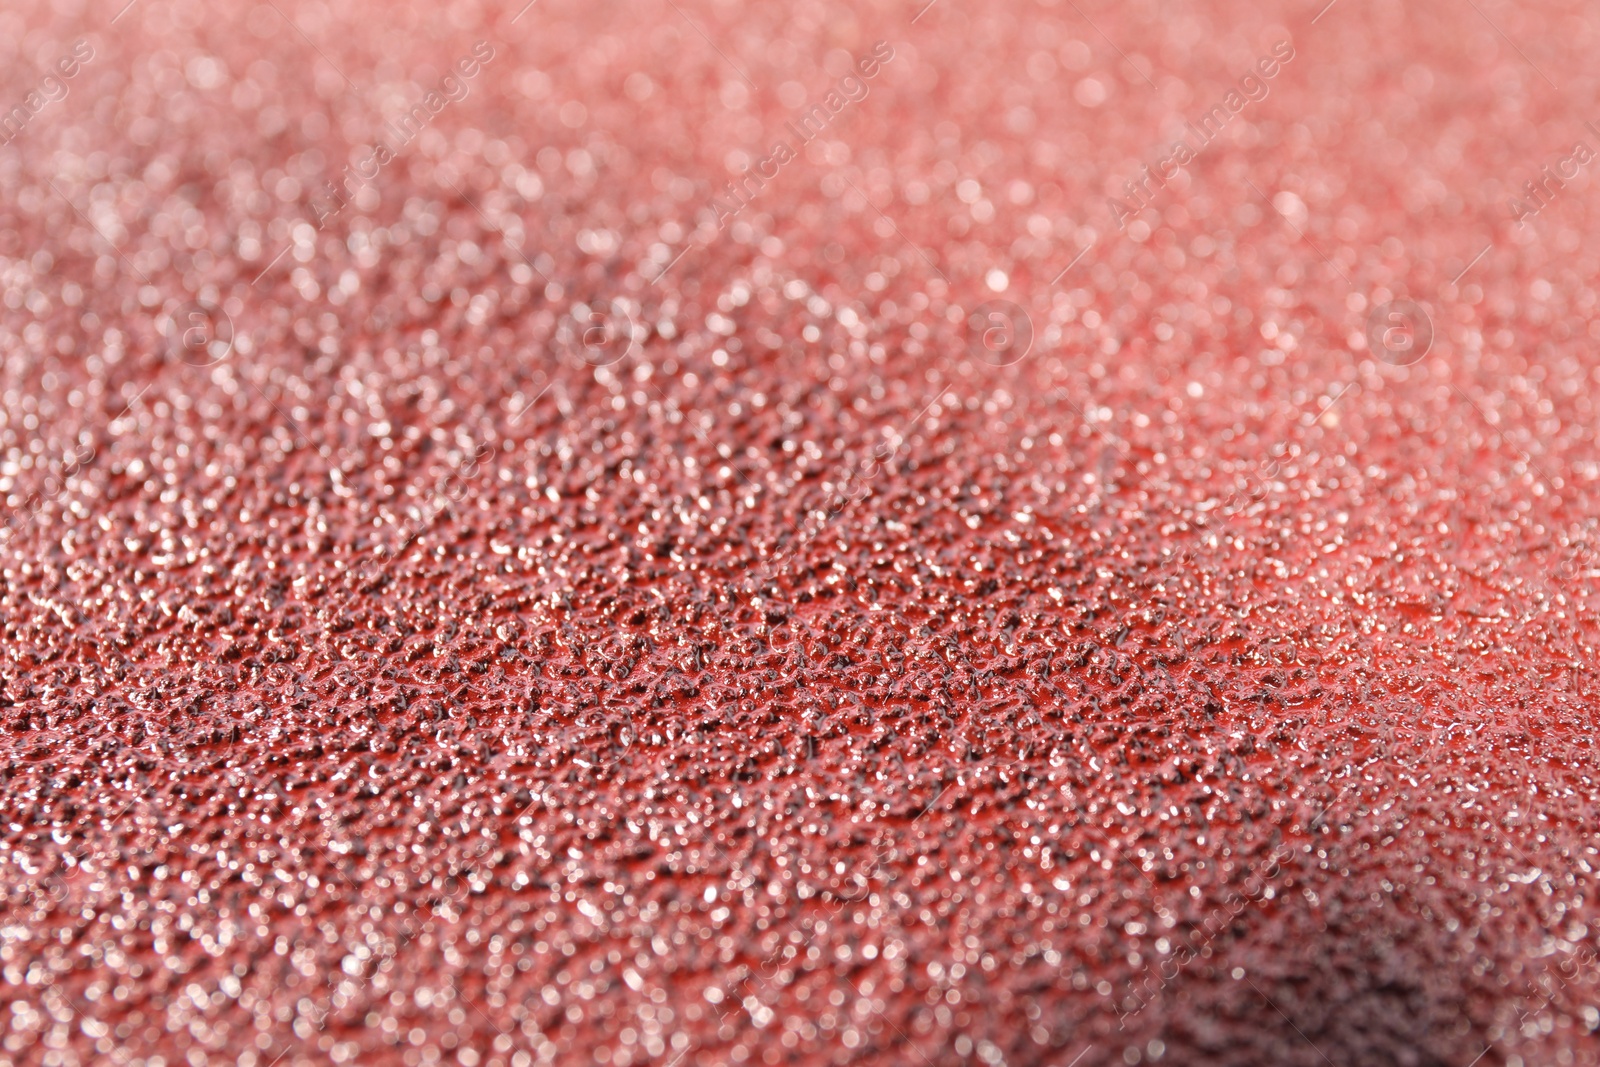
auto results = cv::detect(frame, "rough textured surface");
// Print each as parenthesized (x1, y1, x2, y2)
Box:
(3, 0, 1599, 1065)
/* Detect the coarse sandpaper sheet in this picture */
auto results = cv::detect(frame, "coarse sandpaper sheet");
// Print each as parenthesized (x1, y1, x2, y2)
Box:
(2, 1, 1598, 1065)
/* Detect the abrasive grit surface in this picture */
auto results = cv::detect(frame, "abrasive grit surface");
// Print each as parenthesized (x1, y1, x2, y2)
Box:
(3, 0, 1599, 1065)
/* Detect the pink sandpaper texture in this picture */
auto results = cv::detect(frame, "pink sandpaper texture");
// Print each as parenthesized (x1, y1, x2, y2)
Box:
(2, 0, 1599, 1065)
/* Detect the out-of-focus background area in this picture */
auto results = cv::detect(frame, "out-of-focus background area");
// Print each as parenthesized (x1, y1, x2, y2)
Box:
(3, 0, 1599, 1064)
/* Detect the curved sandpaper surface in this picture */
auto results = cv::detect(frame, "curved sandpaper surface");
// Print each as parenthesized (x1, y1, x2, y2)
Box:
(2, 1, 1598, 1065)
